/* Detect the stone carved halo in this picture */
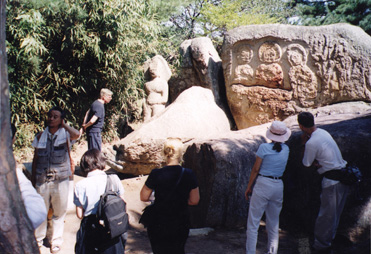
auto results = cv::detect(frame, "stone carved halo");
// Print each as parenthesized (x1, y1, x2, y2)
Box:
(258, 42, 282, 63)
(234, 44, 253, 63)
(287, 44, 307, 66)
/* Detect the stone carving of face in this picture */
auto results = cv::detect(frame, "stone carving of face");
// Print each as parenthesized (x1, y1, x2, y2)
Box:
(287, 44, 307, 67)
(258, 42, 282, 63)
(236, 45, 253, 64)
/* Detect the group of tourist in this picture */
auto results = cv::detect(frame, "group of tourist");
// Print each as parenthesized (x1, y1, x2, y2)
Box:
(16, 86, 349, 254)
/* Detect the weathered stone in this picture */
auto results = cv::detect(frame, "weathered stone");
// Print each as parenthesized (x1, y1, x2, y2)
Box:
(143, 55, 171, 121)
(168, 39, 200, 103)
(169, 37, 226, 108)
(143, 55, 172, 81)
(107, 86, 231, 175)
(184, 103, 371, 244)
(222, 23, 371, 129)
(183, 125, 268, 228)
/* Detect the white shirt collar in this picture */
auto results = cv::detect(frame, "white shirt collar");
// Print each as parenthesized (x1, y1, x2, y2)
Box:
(87, 170, 107, 178)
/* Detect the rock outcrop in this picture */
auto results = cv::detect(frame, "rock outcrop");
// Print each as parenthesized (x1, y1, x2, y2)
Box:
(222, 23, 371, 129)
(107, 86, 231, 175)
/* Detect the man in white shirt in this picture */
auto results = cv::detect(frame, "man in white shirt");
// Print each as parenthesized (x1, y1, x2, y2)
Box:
(12, 124, 47, 230)
(298, 112, 349, 253)
(16, 168, 47, 229)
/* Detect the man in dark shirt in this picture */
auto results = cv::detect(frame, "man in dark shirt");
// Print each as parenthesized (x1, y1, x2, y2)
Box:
(81, 88, 112, 151)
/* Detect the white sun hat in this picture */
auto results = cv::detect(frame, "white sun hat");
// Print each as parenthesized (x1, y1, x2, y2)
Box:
(266, 121, 291, 143)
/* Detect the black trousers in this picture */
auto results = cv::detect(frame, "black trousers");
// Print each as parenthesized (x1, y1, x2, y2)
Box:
(147, 218, 189, 254)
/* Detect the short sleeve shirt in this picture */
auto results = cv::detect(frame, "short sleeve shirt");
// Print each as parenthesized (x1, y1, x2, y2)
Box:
(16, 168, 47, 229)
(302, 128, 346, 174)
(256, 143, 290, 177)
(87, 100, 105, 133)
(74, 170, 124, 216)
(145, 165, 198, 207)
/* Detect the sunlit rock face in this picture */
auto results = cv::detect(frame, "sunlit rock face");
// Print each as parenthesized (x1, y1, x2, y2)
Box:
(222, 23, 371, 129)
(107, 87, 231, 175)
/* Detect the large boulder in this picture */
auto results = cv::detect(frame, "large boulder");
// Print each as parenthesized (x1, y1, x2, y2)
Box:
(168, 37, 234, 126)
(183, 124, 269, 228)
(169, 37, 223, 104)
(184, 103, 371, 245)
(221, 23, 371, 129)
(107, 86, 231, 175)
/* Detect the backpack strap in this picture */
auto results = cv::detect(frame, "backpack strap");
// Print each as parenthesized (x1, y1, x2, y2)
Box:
(105, 174, 118, 193)
(97, 175, 117, 218)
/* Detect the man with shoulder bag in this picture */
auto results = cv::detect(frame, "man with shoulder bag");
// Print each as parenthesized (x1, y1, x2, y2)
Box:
(298, 112, 349, 254)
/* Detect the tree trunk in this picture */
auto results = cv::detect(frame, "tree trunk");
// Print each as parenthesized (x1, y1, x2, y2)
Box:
(0, 0, 40, 253)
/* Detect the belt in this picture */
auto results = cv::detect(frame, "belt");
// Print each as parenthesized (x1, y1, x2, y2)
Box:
(323, 170, 342, 181)
(259, 174, 282, 180)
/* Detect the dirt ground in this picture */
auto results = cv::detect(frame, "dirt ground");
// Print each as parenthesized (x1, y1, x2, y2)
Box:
(34, 141, 368, 254)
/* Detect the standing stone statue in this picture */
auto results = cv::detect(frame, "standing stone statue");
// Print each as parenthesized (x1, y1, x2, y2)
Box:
(143, 55, 171, 121)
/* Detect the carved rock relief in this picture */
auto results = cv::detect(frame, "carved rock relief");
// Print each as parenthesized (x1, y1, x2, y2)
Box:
(232, 42, 285, 89)
(232, 44, 254, 83)
(223, 24, 371, 129)
(287, 44, 317, 107)
(308, 35, 369, 100)
(255, 42, 284, 88)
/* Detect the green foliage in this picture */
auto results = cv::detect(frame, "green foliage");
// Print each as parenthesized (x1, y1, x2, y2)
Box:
(7, 0, 163, 141)
(152, 0, 194, 21)
(12, 122, 39, 163)
(199, 0, 286, 33)
(294, 0, 371, 35)
(166, 0, 294, 48)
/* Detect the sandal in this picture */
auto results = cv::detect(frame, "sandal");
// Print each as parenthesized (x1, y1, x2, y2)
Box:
(51, 246, 61, 254)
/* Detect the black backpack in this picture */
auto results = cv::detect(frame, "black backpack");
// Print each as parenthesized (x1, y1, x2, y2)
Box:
(97, 175, 129, 239)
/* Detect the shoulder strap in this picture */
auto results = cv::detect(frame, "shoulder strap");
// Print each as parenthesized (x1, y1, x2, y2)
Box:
(162, 167, 185, 201)
(105, 175, 118, 193)
(66, 135, 72, 159)
(175, 167, 185, 189)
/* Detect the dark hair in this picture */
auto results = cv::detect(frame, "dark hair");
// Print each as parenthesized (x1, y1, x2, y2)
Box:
(298, 112, 314, 128)
(272, 142, 282, 152)
(48, 106, 66, 119)
(80, 149, 106, 175)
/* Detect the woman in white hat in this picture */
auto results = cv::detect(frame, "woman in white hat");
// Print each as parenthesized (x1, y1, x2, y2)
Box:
(245, 121, 291, 254)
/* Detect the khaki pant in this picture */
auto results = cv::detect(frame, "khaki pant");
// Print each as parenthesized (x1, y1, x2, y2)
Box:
(35, 178, 69, 248)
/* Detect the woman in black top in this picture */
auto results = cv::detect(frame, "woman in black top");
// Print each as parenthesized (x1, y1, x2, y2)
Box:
(140, 138, 200, 254)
